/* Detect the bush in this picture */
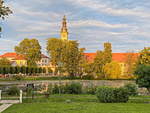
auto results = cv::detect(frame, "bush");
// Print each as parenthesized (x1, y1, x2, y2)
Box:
(124, 83, 138, 96)
(13, 74, 24, 81)
(82, 74, 94, 80)
(26, 87, 33, 96)
(96, 86, 129, 103)
(96, 86, 115, 103)
(52, 84, 65, 94)
(47, 84, 53, 94)
(7, 86, 19, 96)
(84, 84, 97, 95)
(86, 86, 97, 95)
(65, 82, 82, 94)
(113, 87, 129, 102)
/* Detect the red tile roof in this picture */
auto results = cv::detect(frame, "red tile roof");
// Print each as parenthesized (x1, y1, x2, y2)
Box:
(13, 56, 26, 60)
(84, 53, 96, 62)
(84, 53, 139, 63)
(0, 52, 17, 58)
(0, 52, 26, 60)
(0, 53, 49, 60)
(41, 54, 49, 58)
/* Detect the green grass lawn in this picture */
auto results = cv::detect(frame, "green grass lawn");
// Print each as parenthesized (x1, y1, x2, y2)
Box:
(2, 94, 150, 113)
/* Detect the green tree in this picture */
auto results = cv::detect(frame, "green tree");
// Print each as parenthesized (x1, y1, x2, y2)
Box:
(15, 38, 41, 66)
(42, 67, 46, 73)
(92, 42, 112, 78)
(93, 51, 105, 77)
(14, 66, 20, 74)
(0, 67, 2, 74)
(0, 0, 12, 19)
(138, 47, 150, 65)
(0, 58, 11, 66)
(10, 67, 15, 74)
(0, 0, 12, 32)
(125, 52, 137, 77)
(103, 61, 121, 79)
(1, 67, 6, 74)
(77, 48, 86, 76)
(84, 63, 94, 74)
(47, 38, 83, 76)
(135, 65, 150, 94)
(62, 40, 81, 76)
(103, 42, 112, 63)
(47, 38, 64, 74)
(39, 67, 42, 73)
(21, 66, 26, 74)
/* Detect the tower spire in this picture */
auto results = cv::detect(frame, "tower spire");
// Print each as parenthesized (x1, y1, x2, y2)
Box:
(60, 15, 68, 40)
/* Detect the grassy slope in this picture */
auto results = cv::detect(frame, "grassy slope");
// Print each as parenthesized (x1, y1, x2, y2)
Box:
(3, 95, 150, 113)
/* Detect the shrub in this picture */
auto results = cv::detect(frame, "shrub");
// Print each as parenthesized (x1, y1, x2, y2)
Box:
(135, 65, 150, 94)
(86, 86, 97, 95)
(124, 83, 138, 96)
(52, 84, 60, 94)
(13, 74, 24, 81)
(26, 87, 33, 96)
(7, 86, 19, 96)
(52, 84, 65, 94)
(47, 84, 53, 94)
(96, 86, 115, 103)
(113, 87, 129, 102)
(82, 74, 94, 80)
(85, 84, 97, 95)
(96, 86, 129, 103)
(65, 82, 82, 94)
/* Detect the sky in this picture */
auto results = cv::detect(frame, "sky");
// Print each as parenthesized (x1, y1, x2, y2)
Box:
(1, 0, 150, 55)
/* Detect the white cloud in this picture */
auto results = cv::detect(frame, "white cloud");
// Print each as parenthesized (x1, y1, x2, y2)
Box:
(69, 20, 129, 28)
(67, 0, 150, 18)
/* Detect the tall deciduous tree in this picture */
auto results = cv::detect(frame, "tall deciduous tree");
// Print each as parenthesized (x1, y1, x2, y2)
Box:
(84, 62, 95, 76)
(103, 42, 112, 64)
(93, 50, 105, 77)
(62, 40, 80, 76)
(125, 52, 137, 77)
(47, 38, 84, 76)
(103, 61, 121, 79)
(15, 38, 41, 66)
(93, 42, 112, 78)
(0, 0, 12, 32)
(138, 47, 150, 65)
(77, 48, 86, 76)
(135, 65, 150, 94)
(47, 38, 64, 73)
(0, 58, 11, 67)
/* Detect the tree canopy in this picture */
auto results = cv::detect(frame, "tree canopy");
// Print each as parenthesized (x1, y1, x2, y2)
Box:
(138, 47, 150, 65)
(93, 50, 105, 77)
(0, 58, 11, 67)
(47, 38, 85, 76)
(0, 0, 12, 32)
(135, 65, 150, 93)
(103, 42, 112, 63)
(46, 38, 64, 67)
(92, 42, 112, 78)
(125, 52, 137, 77)
(103, 61, 121, 79)
(15, 38, 41, 66)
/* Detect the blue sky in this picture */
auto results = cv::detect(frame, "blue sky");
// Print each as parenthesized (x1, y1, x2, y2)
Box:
(1, 0, 150, 55)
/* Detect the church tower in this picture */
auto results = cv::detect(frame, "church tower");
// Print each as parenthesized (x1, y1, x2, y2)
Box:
(60, 15, 68, 40)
